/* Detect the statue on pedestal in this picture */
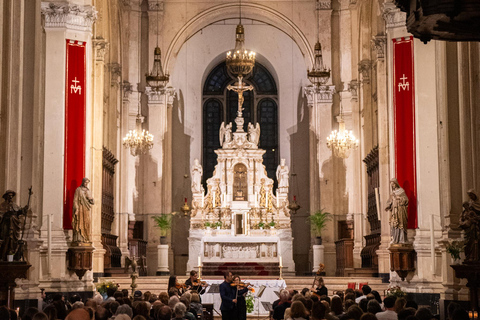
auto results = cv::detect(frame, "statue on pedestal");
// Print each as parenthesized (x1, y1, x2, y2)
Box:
(276, 159, 289, 190)
(191, 159, 203, 194)
(248, 123, 260, 146)
(72, 178, 94, 244)
(460, 189, 480, 262)
(219, 122, 232, 147)
(0, 190, 28, 261)
(385, 178, 409, 244)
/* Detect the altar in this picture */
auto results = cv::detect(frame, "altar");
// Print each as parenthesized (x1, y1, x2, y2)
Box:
(187, 76, 295, 275)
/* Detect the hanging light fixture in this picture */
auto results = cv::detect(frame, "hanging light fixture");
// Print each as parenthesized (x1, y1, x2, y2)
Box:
(123, 94, 154, 156)
(326, 102, 359, 158)
(146, 0, 169, 90)
(226, 0, 256, 78)
(307, 4, 330, 86)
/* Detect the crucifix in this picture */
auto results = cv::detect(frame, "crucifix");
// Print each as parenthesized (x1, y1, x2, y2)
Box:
(226, 76, 254, 132)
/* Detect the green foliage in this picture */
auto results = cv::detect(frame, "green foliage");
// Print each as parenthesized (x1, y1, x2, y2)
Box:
(204, 221, 212, 228)
(268, 220, 276, 227)
(152, 214, 172, 236)
(96, 280, 118, 295)
(214, 221, 222, 228)
(386, 286, 406, 298)
(446, 240, 464, 261)
(307, 209, 332, 236)
(245, 292, 255, 313)
(257, 221, 265, 229)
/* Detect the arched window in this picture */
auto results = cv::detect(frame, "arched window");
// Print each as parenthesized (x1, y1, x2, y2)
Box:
(202, 61, 278, 186)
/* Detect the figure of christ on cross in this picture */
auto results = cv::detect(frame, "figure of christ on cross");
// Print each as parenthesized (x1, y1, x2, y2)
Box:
(227, 75, 254, 120)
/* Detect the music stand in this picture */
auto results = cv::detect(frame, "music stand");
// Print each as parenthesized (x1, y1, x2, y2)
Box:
(255, 285, 267, 318)
(261, 301, 273, 312)
(207, 284, 220, 294)
(273, 290, 280, 298)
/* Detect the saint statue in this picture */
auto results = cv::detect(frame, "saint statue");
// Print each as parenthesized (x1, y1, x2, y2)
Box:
(276, 159, 289, 190)
(219, 122, 233, 147)
(460, 189, 480, 262)
(248, 123, 260, 146)
(191, 159, 203, 194)
(385, 178, 409, 244)
(0, 190, 27, 261)
(72, 178, 94, 243)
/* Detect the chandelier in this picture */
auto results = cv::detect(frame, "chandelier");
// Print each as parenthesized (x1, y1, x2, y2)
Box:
(146, 0, 169, 90)
(326, 108, 359, 158)
(226, 1, 255, 77)
(123, 97, 154, 156)
(307, 41, 330, 86)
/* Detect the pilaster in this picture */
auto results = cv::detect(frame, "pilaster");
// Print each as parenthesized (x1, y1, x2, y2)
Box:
(40, 1, 96, 283)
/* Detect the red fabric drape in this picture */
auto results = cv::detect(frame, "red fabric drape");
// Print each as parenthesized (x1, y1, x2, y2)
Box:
(63, 40, 86, 229)
(393, 36, 417, 229)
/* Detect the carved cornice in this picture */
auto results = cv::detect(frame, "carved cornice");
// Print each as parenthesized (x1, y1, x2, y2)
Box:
(109, 63, 122, 87)
(148, 0, 164, 11)
(348, 80, 359, 101)
(93, 37, 109, 62)
(145, 86, 176, 105)
(382, 1, 406, 29)
(41, 2, 97, 32)
(304, 85, 336, 105)
(123, 81, 133, 100)
(371, 35, 386, 60)
(316, 0, 331, 10)
(358, 60, 373, 84)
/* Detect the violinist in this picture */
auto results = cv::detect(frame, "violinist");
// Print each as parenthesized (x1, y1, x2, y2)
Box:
(185, 270, 208, 296)
(311, 276, 328, 298)
(219, 271, 237, 320)
(232, 275, 251, 320)
(168, 275, 186, 296)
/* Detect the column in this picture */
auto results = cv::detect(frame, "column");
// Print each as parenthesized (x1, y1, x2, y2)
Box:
(91, 37, 108, 275)
(145, 86, 175, 275)
(40, 1, 96, 285)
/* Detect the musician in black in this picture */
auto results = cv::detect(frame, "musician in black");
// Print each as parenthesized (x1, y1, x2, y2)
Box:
(219, 271, 237, 320)
(185, 270, 208, 295)
(311, 276, 328, 298)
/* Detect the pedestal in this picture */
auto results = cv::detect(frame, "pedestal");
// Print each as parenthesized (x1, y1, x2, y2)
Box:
(451, 262, 480, 313)
(0, 261, 31, 309)
(388, 243, 415, 281)
(156, 244, 169, 275)
(67, 244, 94, 280)
(312, 244, 325, 273)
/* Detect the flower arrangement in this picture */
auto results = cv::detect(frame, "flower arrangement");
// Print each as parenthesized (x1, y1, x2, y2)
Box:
(96, 280, 118, 295)
(257, 222, 265, 229)
(446, 240, 464, 262)
(268, 220, 276, 227)
(245, 291, 255, 313)
(385, 286, 406, 298)
(213, 221, 222, 228)
(204, 221, 212, 228)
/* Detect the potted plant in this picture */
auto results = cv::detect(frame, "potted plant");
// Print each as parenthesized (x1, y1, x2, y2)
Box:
(446, 240, 464, 264)
(214, 221, 222, 230)
(269, 220, 276, 228)
(152, 213, 173, 244)
(257, 221, 265, 230)
(307, 209, 332, 245)
(204, 221, 212, 229)
(7, 251, 14, 262)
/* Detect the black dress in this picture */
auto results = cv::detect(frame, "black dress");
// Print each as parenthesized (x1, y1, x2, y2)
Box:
(315, 285, 328, 297)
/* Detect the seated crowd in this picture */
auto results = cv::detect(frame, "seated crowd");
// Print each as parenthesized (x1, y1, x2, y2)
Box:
(0, 282, 471, 320)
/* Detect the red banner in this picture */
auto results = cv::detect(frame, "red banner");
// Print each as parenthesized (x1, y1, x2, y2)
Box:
(393, 36, 417, 229)
(63, 40, 86, 229)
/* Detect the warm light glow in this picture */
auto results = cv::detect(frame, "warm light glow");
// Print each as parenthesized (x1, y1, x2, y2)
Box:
(122, 117, 154, 156)
(326, 120, 359, 158)
(226, 24, 256, 77)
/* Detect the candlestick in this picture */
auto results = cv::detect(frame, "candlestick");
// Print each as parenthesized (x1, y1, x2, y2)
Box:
(202, 193, 204, 208)
(212, 191, 216, 208)
(279, 265, 283, 280)
(279, 256, 283, 267)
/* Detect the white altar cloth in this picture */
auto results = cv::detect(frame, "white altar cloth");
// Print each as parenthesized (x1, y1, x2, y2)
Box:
(201, 279, 286, 315)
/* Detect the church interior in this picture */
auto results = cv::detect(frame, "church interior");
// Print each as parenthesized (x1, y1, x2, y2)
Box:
(0, 0, 480, 319)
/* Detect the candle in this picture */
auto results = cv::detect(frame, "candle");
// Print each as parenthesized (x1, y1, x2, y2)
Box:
(276, 190, 279, 208)
(198, 255, 202, 267)
(202, 193, 204, 208)
(279, 256, 283, 267)
(16, 308, 19, 316)
(212, 191, 216, 207)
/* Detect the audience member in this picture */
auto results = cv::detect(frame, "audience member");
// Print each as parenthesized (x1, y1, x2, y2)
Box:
(65, 308, 90, 320)
(398, 308, 417, 320)
(289, 300, 309, 320)
(451, 308, 469, 320)
(340, 305, 363, 320)
(375, 296, 396, 320)
(370, 291, 382, 305)
(32, 313, 49, 320)
(173, 302, 187, 320)
(356, 285, 372, 303)
(394, 297, 407, 313)
(359, 313, 378, 320)
(366, 300, 382, 315)
(330, 296, 344, 317)
(311, 301, 327, 320)
(23, 307, 40, 320)
(414, 307, 434, 320)
(405, 300, 418, 310)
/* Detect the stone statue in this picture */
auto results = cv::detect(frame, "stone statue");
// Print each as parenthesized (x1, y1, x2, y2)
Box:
(276, 159, 289, 190)
(72, 178, 94, 243)
(385, 178, 409, 244)
(0, 190, 28, 261)
(248, 123, 260, 145)
(219, 122, 233, 147)
(460, 189, 480, 262)
(191, 159, 203, 193)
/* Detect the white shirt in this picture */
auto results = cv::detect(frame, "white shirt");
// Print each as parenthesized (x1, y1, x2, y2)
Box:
(375, 310, 398, 320)
(355, 295, 366, 303)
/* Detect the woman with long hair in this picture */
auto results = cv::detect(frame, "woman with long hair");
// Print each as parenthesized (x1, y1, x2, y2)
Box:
(289, 301, 309, 320)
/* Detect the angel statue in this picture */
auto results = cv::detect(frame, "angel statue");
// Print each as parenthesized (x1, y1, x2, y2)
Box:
(248, 123, 260, 145)
(219, 122, 233, 147)
(191, 159, 203, 194)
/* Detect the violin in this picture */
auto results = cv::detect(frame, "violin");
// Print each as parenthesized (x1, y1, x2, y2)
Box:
(231, 281, 253, 289)
(192, 280, 208, 287)
(175, 282, 187, 289)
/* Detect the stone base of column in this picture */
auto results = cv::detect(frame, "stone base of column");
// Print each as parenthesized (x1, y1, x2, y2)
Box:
(156, 244, 169, 275)
(312, 244, 325, 273)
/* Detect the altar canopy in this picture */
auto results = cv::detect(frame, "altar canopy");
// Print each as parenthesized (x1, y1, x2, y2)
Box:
(188, 100, 295, 275)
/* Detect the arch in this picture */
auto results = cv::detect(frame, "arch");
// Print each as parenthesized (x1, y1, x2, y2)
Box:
(164, 3, 314, 72)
